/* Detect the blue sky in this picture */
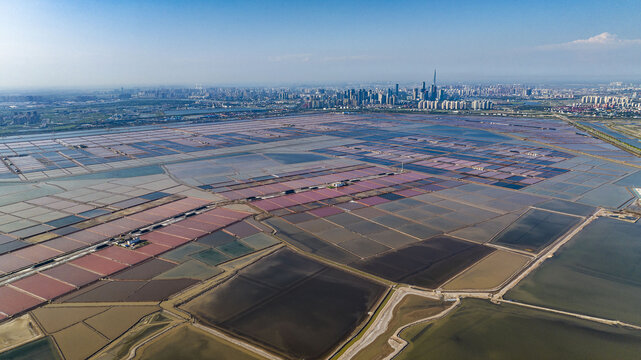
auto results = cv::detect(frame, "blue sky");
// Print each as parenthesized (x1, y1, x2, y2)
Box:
(1, 0, 641, 88)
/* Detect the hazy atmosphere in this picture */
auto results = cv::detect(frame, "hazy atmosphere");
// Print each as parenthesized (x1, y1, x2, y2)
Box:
(1, 2, 641, 360)
(2, 0, 641, 88)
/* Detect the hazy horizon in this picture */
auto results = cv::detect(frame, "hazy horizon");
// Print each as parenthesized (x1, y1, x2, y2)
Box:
(2, 0, 641, 89)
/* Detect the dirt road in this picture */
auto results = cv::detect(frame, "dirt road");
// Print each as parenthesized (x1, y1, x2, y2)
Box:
(337, 287, 454, 360)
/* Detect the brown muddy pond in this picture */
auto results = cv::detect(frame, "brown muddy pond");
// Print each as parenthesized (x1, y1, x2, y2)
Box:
(182, 248, 385, 359)
(351, 236, 493, 288)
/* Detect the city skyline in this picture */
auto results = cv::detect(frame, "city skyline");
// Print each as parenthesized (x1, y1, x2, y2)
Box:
(1, 0, 641, 89)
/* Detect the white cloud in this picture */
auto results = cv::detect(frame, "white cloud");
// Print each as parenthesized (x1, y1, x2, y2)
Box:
(540, 32, 641, 50)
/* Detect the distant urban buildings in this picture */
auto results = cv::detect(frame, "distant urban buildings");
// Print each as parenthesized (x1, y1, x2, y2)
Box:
(471, 100, 494, 110)
(1, 111, 41, 126)
(3, 79, 641, 134)
(418, 100, 492, 110)
(581, 96, 640, 109)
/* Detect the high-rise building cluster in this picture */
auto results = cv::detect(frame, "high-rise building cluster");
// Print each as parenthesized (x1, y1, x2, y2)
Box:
(471, 100, 494, 110)
(417, 100, 493, 110)
(409, 70, 443, 102)
(580, 96, 639, 108)
(106, 70, 504, 112)
(302, 88, 399, 109)
(439, 100, 468, 110)
(443, 84, 574, 99)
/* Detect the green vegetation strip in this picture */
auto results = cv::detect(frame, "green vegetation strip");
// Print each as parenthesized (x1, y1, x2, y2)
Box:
(572, 121, 641, 156)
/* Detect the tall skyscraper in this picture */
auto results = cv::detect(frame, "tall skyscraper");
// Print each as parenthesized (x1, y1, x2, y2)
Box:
(430, 69, 437, 100)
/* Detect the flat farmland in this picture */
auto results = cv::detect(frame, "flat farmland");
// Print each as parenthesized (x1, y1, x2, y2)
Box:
(182, 248, 386, 360)
(83, 306, 159, 339)
(31, 306, 109, 333)
(135, 324, 265, 360)
(52, 322, 109, 360)
(31, 304, 159, 360)
(396, 299, 641, 360)
(0, 314, 43, 353)
(443, 250, 531, 290)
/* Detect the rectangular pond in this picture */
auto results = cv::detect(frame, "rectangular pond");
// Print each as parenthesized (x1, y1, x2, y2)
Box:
(181, 248, 386, 360)
(491, 208, 582, 252)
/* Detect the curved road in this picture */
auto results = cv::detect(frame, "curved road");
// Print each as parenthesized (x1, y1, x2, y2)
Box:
(337, 288, 455, 360)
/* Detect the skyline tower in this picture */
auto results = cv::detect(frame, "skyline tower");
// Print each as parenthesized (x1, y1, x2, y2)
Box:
(430, 69, 437, 100)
